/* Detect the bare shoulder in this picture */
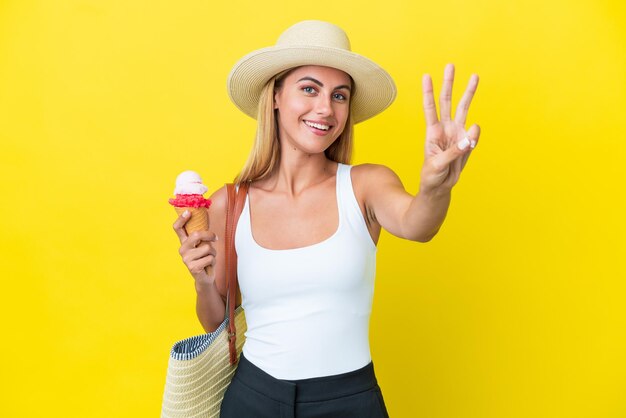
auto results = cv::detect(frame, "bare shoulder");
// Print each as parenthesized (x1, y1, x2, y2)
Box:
(351, 163, 408, 217)
(208, 185, 228, 215)
(349, 164, 403, 238)
(351, 163, 403, 191)
(207, 185, 230, 237)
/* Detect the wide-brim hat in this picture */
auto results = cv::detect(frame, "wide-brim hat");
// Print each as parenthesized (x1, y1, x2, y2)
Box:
(227, 20, 397, 124)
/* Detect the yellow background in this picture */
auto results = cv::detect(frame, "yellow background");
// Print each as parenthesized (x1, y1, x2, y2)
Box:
(1, 0, 624, 417)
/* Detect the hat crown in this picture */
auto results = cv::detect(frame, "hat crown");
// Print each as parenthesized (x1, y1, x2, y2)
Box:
(276, 20, 352, 51)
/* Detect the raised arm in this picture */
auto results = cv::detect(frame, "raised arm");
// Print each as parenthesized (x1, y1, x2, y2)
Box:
(360, 64, 481, 242)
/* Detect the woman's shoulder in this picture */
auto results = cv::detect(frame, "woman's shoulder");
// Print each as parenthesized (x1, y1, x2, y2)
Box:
(207, 185, 229, 223)
(347, 163, 402, 209)
(208, 182, 254, 214)
(349, 163, 401, 186)
(208, 184, 228, 205)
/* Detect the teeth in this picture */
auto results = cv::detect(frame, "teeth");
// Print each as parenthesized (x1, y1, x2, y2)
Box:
(304, 121, 330, 131)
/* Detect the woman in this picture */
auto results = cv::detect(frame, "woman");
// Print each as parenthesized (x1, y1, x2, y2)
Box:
(172, 20, 480, 417)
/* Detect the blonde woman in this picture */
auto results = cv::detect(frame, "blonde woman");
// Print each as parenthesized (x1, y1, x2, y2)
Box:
(172, 20, 480, 417)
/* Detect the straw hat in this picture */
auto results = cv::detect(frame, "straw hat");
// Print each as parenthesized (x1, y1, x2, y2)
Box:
(227, 20, 397, 124)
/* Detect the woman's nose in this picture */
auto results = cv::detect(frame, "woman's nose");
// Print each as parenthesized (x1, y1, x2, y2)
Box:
(314, 95, 333, 116)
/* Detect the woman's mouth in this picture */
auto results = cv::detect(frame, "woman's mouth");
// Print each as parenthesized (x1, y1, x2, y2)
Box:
(303, 120, 332, 135)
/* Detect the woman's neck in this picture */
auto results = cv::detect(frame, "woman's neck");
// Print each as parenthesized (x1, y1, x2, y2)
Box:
(263, 152, 337, 197)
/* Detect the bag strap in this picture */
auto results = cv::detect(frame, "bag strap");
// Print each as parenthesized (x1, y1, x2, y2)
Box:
(225, 182, 249, 365)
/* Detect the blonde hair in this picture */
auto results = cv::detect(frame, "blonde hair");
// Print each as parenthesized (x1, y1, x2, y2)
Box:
(234, 68, 354, 184)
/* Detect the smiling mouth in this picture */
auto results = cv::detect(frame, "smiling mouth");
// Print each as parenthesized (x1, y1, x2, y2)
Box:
(304, 120, 332, 131)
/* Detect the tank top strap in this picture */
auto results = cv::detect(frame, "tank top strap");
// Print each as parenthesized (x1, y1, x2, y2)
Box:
(336, 164, 376, 248)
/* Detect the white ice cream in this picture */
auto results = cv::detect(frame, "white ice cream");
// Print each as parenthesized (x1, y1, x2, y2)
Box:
(173, 170, 208, 195)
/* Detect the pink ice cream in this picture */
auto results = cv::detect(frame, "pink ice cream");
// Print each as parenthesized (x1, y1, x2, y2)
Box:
(168, 171, 212, 208)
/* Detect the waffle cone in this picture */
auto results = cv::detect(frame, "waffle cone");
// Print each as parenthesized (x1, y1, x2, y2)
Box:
(174, 206, 213, 277)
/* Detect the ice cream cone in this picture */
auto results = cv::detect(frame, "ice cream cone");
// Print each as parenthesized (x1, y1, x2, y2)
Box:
(174, 206, 213, 277)
(174, 206, 209, 233)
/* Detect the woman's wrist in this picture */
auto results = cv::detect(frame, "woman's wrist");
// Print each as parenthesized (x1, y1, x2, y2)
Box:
(418, 183, 452, 200)
(195, 278, 216, 294)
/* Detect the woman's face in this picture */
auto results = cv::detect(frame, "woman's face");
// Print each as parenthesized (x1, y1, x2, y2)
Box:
(273, 65, 351, 155)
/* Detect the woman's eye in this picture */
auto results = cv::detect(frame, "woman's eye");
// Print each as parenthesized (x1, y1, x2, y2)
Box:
(333, 93, 347, 101)
(302, 86, 316, 94)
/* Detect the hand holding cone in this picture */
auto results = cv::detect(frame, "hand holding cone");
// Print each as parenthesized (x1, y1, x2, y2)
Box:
(169, 171, 213, 277)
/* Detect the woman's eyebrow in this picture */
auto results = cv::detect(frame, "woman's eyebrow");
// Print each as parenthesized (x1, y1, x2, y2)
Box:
(297, 76, 352, 92)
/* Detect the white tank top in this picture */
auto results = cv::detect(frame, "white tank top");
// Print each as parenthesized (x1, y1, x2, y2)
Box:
(235, 163, 377, 380)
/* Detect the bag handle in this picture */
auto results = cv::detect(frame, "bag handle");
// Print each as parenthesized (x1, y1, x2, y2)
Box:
(225, 182, 249, 365)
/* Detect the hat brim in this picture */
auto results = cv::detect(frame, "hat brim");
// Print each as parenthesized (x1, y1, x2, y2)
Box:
(227, 45, 396, 124)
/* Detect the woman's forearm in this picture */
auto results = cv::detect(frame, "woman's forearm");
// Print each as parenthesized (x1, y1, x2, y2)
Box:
(402, 187, 452, 242)
(195, 280, 226, 333)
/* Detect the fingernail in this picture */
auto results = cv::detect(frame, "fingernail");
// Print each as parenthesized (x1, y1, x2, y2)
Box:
(182, 210, 190, 218)
(457, 137, 470, 150)
(470, 140, 476, 149)
(215, 235, 219, 241)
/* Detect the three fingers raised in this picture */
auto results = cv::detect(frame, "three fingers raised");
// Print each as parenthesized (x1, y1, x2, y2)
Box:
(454, 74, 479, 126)
(422, 64, 479, 127)
(439, 63, 455, 122)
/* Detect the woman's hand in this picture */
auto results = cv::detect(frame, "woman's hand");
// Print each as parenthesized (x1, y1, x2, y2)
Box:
(172, 210, 218, 286)
(419, 63, 480, 194)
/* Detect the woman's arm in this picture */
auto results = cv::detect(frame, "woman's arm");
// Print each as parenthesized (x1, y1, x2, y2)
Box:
(358, 64, 481, 242)
(355, 164, 449, 242)
(172, 185, 229, 332)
